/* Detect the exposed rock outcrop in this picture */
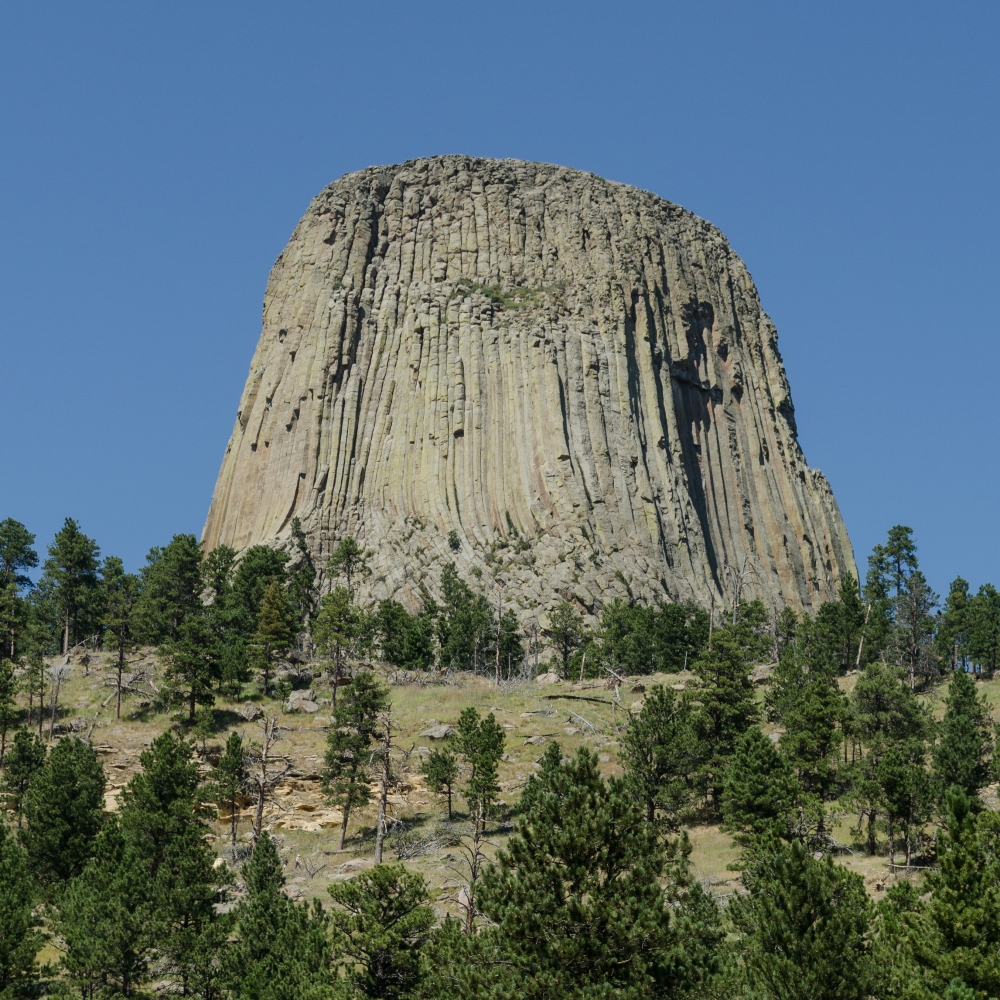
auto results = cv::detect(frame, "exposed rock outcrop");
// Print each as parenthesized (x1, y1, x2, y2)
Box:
(203, 156, 855, 618)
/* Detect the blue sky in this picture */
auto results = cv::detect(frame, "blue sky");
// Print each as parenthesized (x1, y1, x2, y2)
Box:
(1, 1, 997, 599)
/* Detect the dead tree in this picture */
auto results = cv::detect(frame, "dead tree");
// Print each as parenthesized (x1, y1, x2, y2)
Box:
(250, 717, 288, 844)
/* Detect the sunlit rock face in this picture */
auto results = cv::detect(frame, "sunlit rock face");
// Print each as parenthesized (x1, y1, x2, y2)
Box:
(204, 156, 855, 618)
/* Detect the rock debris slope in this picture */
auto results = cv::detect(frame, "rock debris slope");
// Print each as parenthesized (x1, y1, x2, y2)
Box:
(203, 156, 855, 618)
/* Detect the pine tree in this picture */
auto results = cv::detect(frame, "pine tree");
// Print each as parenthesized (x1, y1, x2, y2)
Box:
(313, 586, 361, 698)
(0, 657, 16, 765)
(0, 821, 43, 998)
(20, 736, 105, 887)
(937, 577, 971, 670)
(117, 731, 228, 995)
(455, 707, 505, 828)
(933, 669, 993, 807)
(329, 864, 434, 999)
(164, 612, 220, 722)
(906, 788, 1000, 997)
(287, 516, 317, 629)
(692, 610, 760, 810)
(0, 519, 37, 660)
(253, 580, 294, 695)
(472, 747, 724, 998)
(619, 684, 701, 827)
(100, 555, 141, 718)
(212, 729, 250, 860)
(729, 840, 875, 1000)
(546, 602, 586, 678)
(58, 816, 158, 999)
(895, 570, 939, 689)
(1, 727, 45, 825)
(328, 536, 368, 595)
(720, 728, 805, 846)
(231, 544, 289, 634)
(324, 672, 390, 850)
(135, 533, 203, 643)
(41, 517, 101, 653)
(223, 831, 331, 1000)
(437, 563, 492, 672)
(967, 584, 1000, 678)
(377, 598, 436, 672)
(422, 747, 458, 820)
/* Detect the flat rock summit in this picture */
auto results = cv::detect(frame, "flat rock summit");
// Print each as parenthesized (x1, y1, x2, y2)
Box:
(204, 156, 855, 618)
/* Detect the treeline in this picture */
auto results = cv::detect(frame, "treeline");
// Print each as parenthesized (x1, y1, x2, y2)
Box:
(0, 515, 710, 721)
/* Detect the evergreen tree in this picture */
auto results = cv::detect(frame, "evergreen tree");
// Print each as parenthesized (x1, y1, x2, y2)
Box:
(455, 707, 505, 827)
(847, 660, 930, 855)
(100, 555, 142, 718)
(231, 544, 289, 634)
(287, 516, 317, 630)
(895, 570, 939, 689)
(546, 602, 586, 678)
(252, 580, 294, 694)
(58, 816, 158, 999)
(314, 586, 362, 693)
(905, 788, 1000, 998)
(203, 543, 237, 603)
(328, 536, 368, 595)
(729, 840, 875, 1000)
(967, 584, 1000, 678)
(329, 864, 434, 999)
(619, 684, 701, 827)
(377, 598, 436, 672)
(691, 603, 764, 809)
(117, 731, 228, 995)
(0, 518, 38, 591)
(720, 727, 806, 846)
(0, 658, 15, 766)
(766, 619, 847, 808)
(0, 518, 37, 660)
(437, 563, 492, 672)
(213, 729, 250, 860)
(41, 517, 101, 653)
(878, 735, 933, 867)
(224, 831, 331, 1000)
(21, 736, 104, 887)
(933, 668, 993, 808)
(164, 612, 220, 722)
(422, 747, 458, 820)
(0, 822, 43, 998)
(1, 727, 45, 826)
(136, 533, 203, 644)
(937, 577, 971, 671)
(471, 747, 724, 999)
(324, 672, 390, 850)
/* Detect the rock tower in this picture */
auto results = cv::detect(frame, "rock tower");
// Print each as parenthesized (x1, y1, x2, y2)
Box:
(203, 156, 855, 618)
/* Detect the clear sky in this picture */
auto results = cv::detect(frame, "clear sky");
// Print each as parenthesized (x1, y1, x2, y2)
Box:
(1, 1, 997, 600)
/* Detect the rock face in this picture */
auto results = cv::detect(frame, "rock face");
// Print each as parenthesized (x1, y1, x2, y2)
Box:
(203, 156, 855, 618)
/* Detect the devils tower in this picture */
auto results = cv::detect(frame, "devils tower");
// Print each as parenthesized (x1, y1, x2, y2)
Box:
(203, 156, 855, 617)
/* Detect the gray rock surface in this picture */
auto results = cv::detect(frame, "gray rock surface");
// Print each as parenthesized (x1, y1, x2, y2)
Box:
(204, 156, 855, 617)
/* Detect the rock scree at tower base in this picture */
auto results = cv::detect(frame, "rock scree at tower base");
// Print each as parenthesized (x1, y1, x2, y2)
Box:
(203, 155, 855, 620)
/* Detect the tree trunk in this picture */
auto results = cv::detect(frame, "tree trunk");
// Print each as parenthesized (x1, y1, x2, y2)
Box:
(867, 809, 877, 855)
(189, 686, 196, 723)
(888, 820, 895, 867)
(251, 717, 276, 844)
(63, 611, 70, 656)
(49, 670, 62, 741)
(338, 807, 350, 851)
(116, 649, 123, 720)
(374, 714, 392, 864)
(446, 786, 452, 821)
(231, 794, 240, 861)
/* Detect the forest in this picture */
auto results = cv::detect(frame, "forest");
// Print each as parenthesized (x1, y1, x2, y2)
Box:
(2, 514, 1000, 999)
